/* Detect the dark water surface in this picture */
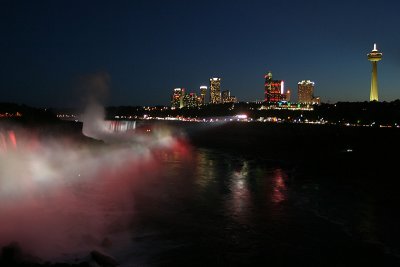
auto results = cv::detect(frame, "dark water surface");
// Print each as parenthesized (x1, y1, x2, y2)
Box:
(123, 145, 400, 266)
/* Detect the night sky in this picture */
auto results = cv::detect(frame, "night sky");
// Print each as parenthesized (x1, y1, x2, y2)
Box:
(1, 0, 400, 107)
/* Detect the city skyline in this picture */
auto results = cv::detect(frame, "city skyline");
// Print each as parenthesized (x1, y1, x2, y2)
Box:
(1, 0, 400, 107)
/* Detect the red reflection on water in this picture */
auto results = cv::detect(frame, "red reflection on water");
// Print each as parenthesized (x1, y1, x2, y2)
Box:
(271, 169, 287, 203)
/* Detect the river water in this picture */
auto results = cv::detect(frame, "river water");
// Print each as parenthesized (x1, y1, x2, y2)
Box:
(115, 146, 400, 266)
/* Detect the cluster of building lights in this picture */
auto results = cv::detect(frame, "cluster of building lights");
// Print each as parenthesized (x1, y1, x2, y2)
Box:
(171, 43, 382, 108)
(171, 77, 237, 109)
(0, 112, 22, 118)
(171, 72, 320, 110)
(263, 72, 321, 106)
(54, 44, 395, 128)
(57, 114, 77, 119)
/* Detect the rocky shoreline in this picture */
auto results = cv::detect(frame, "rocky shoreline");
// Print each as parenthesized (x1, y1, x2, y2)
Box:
(1, 243, 120, 267)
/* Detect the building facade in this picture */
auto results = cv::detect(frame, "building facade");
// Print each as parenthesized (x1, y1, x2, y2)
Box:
(209, 78, 221, 104)
(285, 89, 291, 102)
(183, 93, 198, 108)
(221, 90, 230, 103)
(171, 88, 185, 108)
(264, 72, 284, 103)
(200, 86, 207, 105)
(221, 90, 237, 103)
(297, 80, 314, 104)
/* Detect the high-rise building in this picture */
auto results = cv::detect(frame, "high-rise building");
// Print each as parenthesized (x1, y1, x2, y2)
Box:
(312, 97, 321, 105)
(209, 78, 221, 104)
(367, 43, 382, 101)
(183, 93, 198, 108)
(264, 72, 284, 103)
(221, 90, 237, 103)
(221, 90, 230, 103)
(200, 86, 207, 105)
(297, 80, 315, 104)
(171, 88, 185, 108)
(285, 89, 291, 102)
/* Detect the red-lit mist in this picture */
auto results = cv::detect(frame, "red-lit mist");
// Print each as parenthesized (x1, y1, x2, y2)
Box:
(0, 125, 191, 262)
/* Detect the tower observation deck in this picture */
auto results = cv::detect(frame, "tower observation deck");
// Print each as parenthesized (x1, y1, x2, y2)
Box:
(367, 43, 382, 101)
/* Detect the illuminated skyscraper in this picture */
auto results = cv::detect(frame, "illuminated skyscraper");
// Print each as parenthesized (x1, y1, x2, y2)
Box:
(297, 80, 315, 104)
(200, 86, 207, 105)
(209, 78, 221, 104)
(264, 72, 284, 103)
(171, 88, 185, 108)
(221, 90, 230, 103)
(367, 43, 383, 101)
(221, 90, 237, 103)
(285, 89, 291, 102)
(183, 93, 198, 108)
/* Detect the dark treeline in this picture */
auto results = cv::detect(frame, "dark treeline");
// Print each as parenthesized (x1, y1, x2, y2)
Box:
(106, 100, 400, 125)
(0, 103, 92, 144)
(2, 101, 400, 125)
(0, 103, 57, 123)
(314, 101, 400, 124)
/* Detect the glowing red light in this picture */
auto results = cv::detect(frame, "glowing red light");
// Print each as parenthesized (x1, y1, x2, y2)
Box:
(8, 131, 17, 148)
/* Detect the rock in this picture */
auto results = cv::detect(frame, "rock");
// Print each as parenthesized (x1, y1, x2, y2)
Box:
(1, 242, 45, 266)
(1, 242, 23, 265)
(90, 250, 119, 267)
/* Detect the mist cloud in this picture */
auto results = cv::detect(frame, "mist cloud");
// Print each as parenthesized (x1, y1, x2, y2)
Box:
(0, 126, 188, 262)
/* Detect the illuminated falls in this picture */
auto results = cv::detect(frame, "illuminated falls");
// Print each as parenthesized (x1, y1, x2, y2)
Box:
(0, 122, 188, 262)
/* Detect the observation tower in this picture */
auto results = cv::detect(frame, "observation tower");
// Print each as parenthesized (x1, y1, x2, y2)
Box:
(367, 43, 382, 101)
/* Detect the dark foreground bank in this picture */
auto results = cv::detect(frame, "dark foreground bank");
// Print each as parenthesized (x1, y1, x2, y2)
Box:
(1, 243, 120, 267)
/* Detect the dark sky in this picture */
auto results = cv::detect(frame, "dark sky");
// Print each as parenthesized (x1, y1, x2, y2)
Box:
(1, 0, 400, 107)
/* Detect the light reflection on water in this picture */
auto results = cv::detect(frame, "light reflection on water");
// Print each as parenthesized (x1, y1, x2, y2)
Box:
(227, 160, 251, 223)
(271, 169, 287, 204)
(128, 146, 400, 266)
(155, 148, 291, 226)
(193, 149, 216, 190)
